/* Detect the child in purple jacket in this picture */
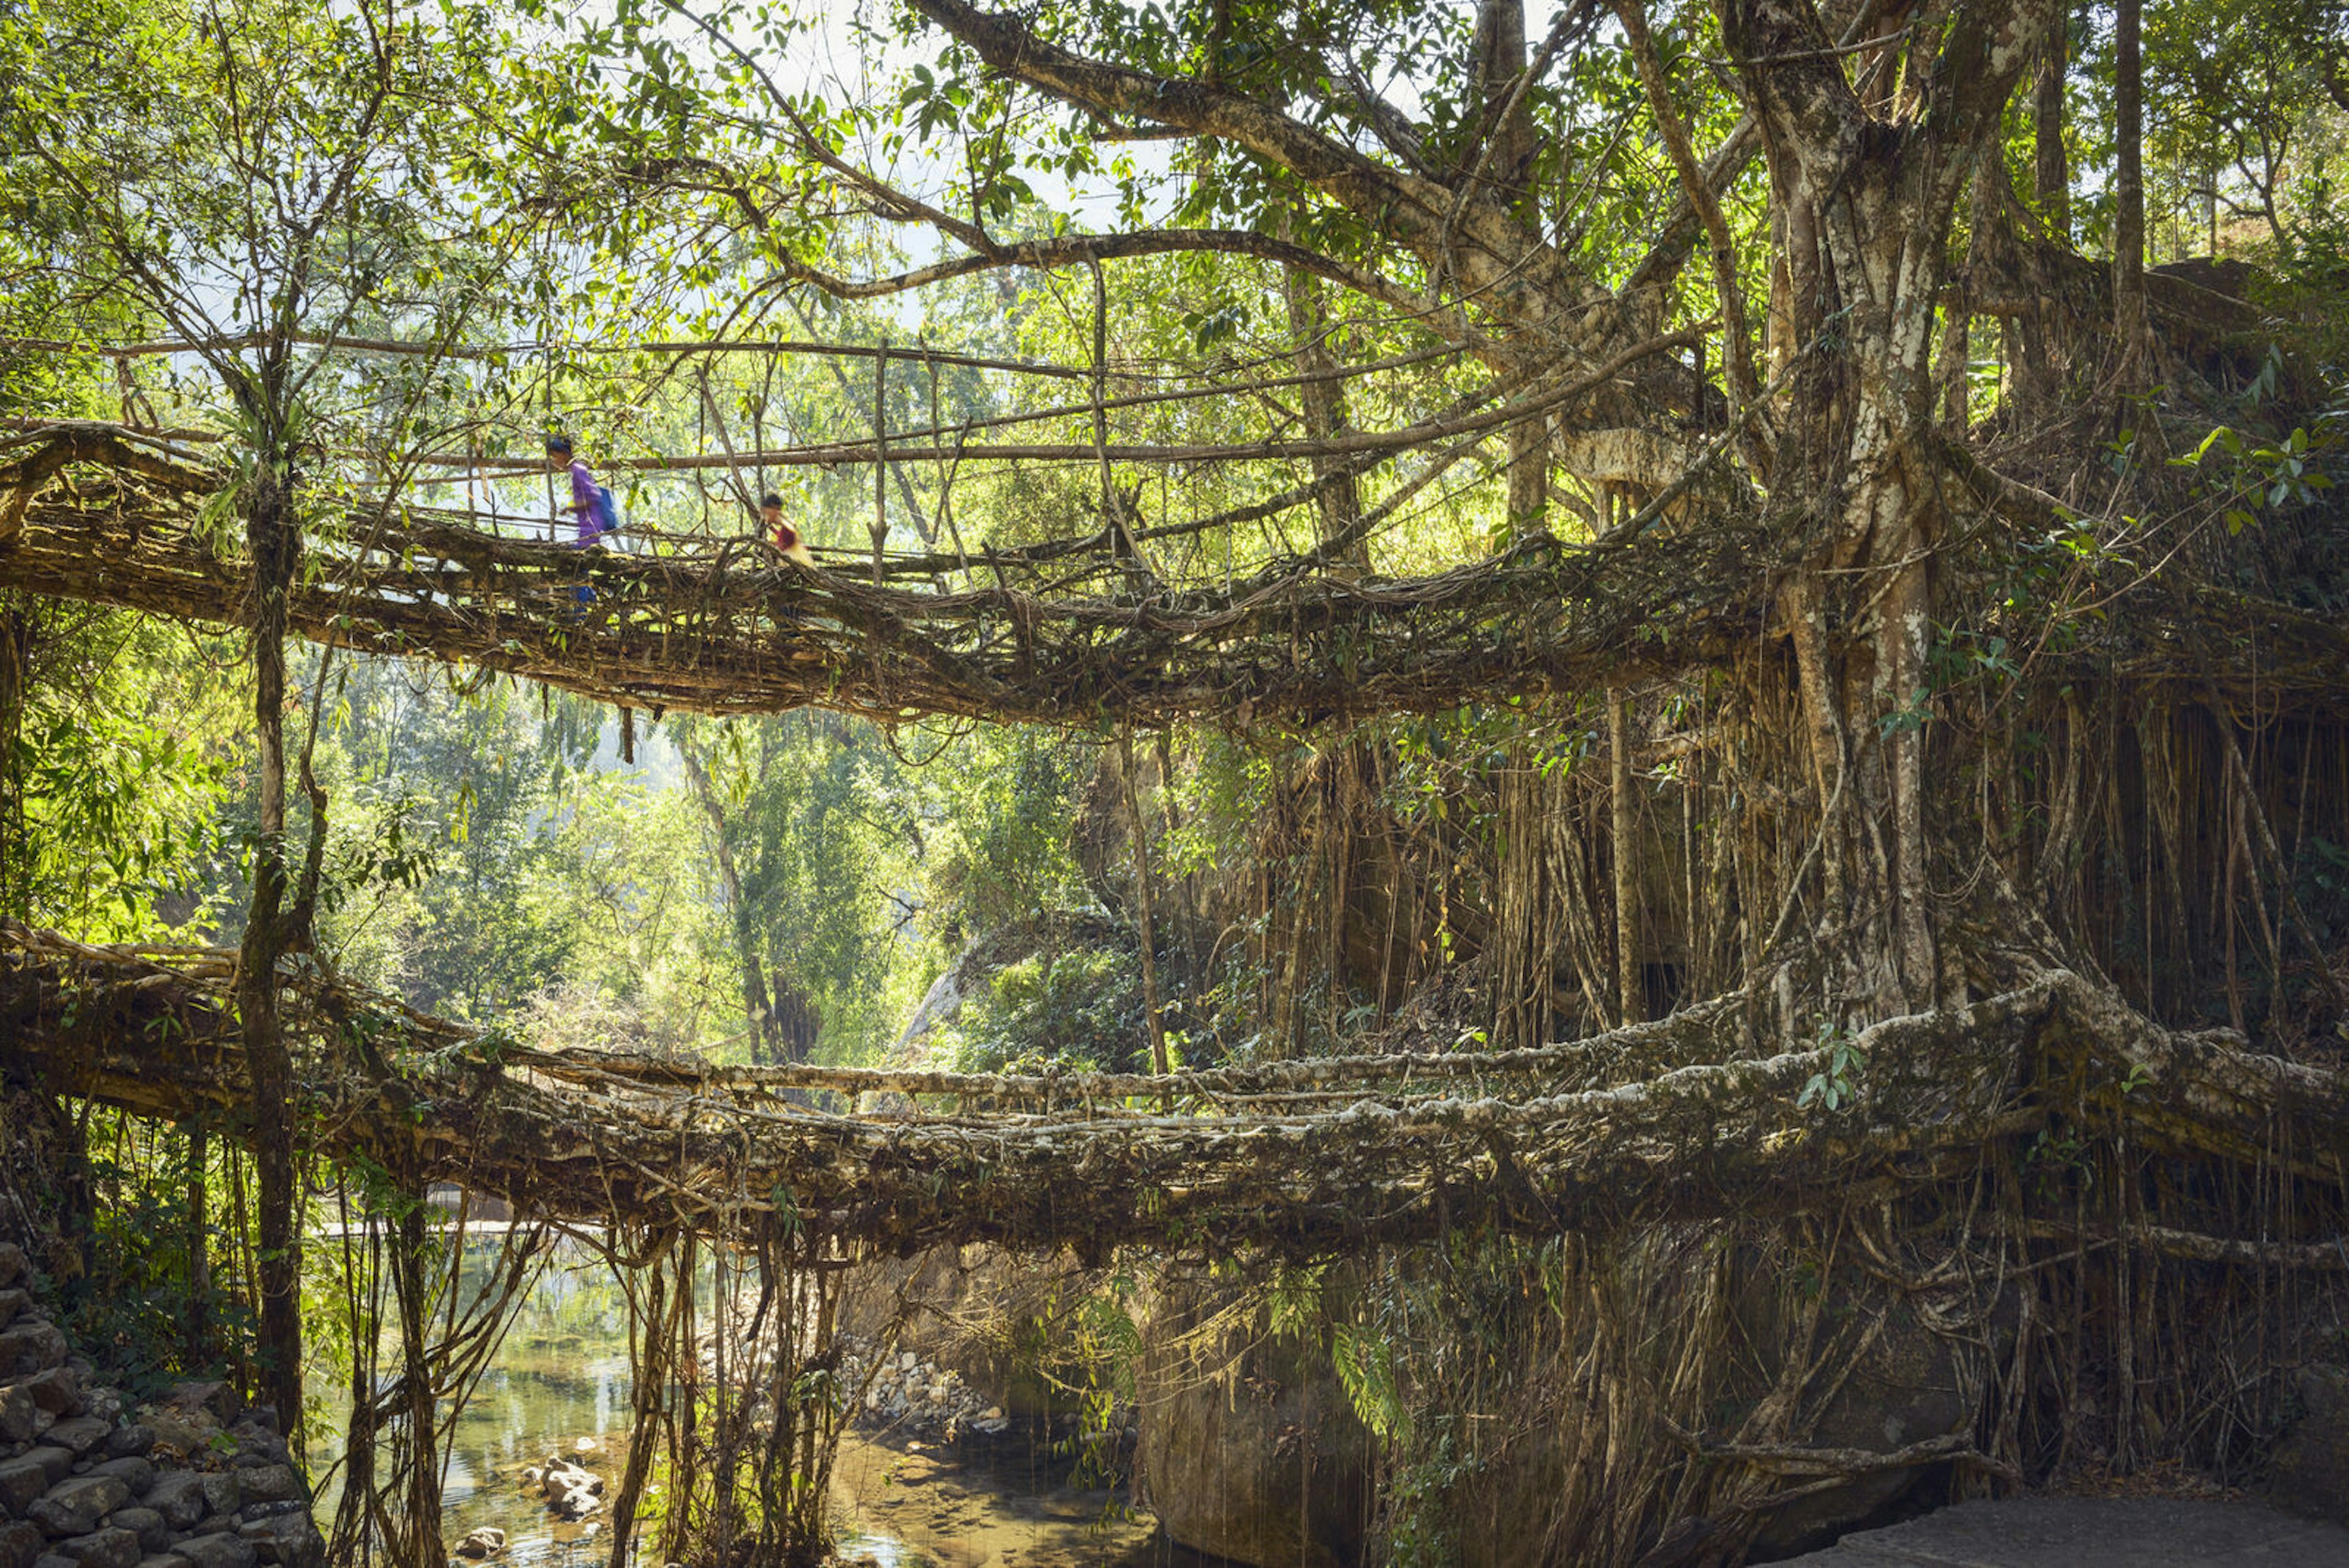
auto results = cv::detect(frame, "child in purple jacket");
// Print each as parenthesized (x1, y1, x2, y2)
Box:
(544, 434, 612, 611)
(545, 434, 613, 543)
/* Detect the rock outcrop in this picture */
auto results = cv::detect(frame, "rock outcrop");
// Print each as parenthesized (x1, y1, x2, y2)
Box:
(2269, 1363, 2349, 1525)
(1135, 1282, 1373, 1568)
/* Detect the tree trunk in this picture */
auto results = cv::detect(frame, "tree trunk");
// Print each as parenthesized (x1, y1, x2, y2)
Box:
(1721, 0, 2052, 1010)
(680, 737, 783, 1065)
(394, 1189, 447, 1568)
(185, 1120, 209, 1367)
(1474, 0, 1552, 533)
(1278, 239, 1365, 567)
(236, 455, 304, 1434)
(2113, 0, 2148, 358)
(2034, 7, 2070, 242)
(0, 604, 24, 920)
(1609, 693, 1642, 1025)
(1116, 732, 1173, 1076)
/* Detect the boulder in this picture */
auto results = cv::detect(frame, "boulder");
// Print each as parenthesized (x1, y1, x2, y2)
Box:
(220, 1471, 294, 1510)
(28, 1477, 130, 1539)
(95, 1434, 145, 1467)
(156, 1391, 232, 1432)
(1137, 1281, 1371, 1568)
(0, 1521, 40, 1568)
(38, 1425, 105, 1462)
(80, 1465, 147, 1504)
(224, 1432, 280, 1470)
(234, 1504, 302, 1525)
(232, 1514, 321, 1568)
(136, 1477, 201, 1534)
(539, 1458, 603, 1522)
(2270, 1364, 2349, 1525)
(0, 1391, 39, 1449)
(17, 1378, 80, 1424)
(94, 1510, 161, 1556)
(0, 1456, 56, 1517)
(133, 1555, 191, 1568)
(0, 1295, 27, 1334)
(194, 1475, 238, 1521)
(0, 1327, 67, 1380)
(167, 1536, 253, 1568)
(132, 1418, 210, 1467)
(453, 1526, 505, 1559)
(1741, 1285, 1978, 1559)
(537, 1462, 599, 1501)
(45, 1530, 138, 1568)
(0, 1246, 27, 1291)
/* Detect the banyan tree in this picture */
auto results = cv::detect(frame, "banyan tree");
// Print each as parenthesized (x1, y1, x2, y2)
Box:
(2, 0, 2347, 1560)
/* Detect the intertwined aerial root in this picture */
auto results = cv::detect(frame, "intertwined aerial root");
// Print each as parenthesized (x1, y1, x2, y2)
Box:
(3, 921, 2340, 1258)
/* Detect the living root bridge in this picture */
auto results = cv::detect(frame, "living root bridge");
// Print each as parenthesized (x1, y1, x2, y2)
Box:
(8, 421, 2348, 727)
(0, 428, 1759, 726)
(4, 922, 2343, 1258)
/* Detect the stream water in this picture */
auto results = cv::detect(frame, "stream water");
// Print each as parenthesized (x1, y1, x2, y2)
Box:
(311, 1237, 1212, 1567)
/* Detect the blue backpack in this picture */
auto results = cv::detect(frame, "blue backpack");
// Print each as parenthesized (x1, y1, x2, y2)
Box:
(593, 483, 623, 538)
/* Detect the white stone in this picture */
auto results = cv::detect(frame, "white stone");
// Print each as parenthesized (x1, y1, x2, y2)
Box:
(455, 1526, 507, 1559)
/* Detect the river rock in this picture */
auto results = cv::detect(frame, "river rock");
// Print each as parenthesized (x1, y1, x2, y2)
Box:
(97, 1509, 162, 1555)
(139, 1476, 202, 1533)
(195, 1475, 238, 1520)
(40, 1423, 107, 1460)
(0, 1519, 40, 1568)
(232, 1514, 321, 1568)
(453, 1526, 505, 1559)
(0, 1247, 26, 1291)
(0, 1326, 67, 1380)
(97, 1432, 146, 1466)
(0, 1389, 40, 1448)
(16, 1375, 80, 1424)
(170, 1534, 253, 1568)
(223, 1470, 294, 1510)
(133, 1416, 210, 1467)
(156, 1391, 232, 1432)
(539, 1459, 600, 1498)
(0, 1294, 28, 1334)
(29, 1477, 130, 1537)
(0, 1455, 56, 1515)
(45, 1529, 138, 1568)
(83, 1462, 149, 1502)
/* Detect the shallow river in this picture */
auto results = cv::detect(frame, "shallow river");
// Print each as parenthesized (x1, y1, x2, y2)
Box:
(311, 1238, 1212, 1567)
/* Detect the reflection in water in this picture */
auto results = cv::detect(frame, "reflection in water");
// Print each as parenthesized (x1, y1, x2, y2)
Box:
(310, 1237, 1215, 1567)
